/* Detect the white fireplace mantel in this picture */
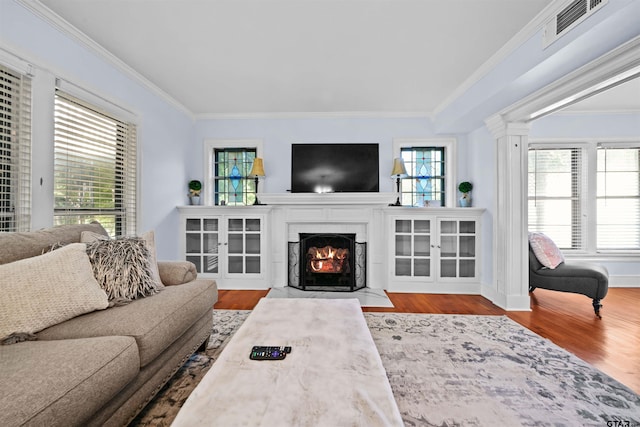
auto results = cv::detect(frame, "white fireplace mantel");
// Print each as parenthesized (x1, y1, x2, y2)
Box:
(259, 192, 396, 205)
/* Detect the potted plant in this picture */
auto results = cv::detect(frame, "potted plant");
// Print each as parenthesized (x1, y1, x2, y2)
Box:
(458, 181, 473, 207)
(188, 180, 202, 205)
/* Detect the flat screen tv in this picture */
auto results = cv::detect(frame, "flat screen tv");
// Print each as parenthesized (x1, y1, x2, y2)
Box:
(291, 143, 379, 193)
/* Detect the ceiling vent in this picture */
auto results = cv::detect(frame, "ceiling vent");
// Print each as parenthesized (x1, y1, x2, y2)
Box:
(543, 0, 607, 48)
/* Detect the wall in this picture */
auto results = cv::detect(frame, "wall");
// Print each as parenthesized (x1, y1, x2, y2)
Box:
(0, 0, 194, 259)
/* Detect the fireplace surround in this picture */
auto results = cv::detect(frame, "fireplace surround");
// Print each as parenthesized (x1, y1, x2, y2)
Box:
(288, 233, 366, 291)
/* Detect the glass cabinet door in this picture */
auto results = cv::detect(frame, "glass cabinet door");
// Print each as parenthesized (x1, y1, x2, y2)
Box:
(438, 219, 476, 279)
(226, 217, 261, 275)
(186, 218, 219, 274)
(394, 219, 431, 278)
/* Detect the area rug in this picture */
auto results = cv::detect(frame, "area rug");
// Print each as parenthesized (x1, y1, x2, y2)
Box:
(131, 311, 640, 426)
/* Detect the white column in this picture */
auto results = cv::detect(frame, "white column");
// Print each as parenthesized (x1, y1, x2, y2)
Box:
(485, 116, 531, 310)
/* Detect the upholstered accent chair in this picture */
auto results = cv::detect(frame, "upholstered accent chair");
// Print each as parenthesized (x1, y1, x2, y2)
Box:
(528, 245, 609, 318)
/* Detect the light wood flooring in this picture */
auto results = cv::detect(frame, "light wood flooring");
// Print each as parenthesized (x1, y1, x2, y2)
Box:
(214, 287, 640, 394)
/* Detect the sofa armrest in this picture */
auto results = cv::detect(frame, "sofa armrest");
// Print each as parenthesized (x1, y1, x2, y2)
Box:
(157, 261, 198, 286)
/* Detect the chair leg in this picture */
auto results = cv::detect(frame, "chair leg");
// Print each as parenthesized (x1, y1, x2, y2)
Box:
(592, 299, 603, 319)
(529, 285, 536, 292)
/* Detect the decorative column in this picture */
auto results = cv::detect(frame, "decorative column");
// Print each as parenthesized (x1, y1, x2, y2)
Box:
(485, 115, 531, 310)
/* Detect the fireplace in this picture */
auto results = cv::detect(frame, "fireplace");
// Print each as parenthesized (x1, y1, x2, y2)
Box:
(288, 233, 366, 291)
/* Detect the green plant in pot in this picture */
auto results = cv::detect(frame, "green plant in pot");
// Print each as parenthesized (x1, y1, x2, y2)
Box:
(458, 181, 473, 207)
(188, 180, 202, 205)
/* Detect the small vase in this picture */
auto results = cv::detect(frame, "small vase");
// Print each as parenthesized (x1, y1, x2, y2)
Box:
(459, 194, 471, 207)
(189, 196, 200, 206)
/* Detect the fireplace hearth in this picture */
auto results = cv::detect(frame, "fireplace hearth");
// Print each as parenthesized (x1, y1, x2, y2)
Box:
(288, 233, 366, 291)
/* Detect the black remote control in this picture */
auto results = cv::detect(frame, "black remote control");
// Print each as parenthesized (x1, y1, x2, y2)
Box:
(250, 346, 292, 360)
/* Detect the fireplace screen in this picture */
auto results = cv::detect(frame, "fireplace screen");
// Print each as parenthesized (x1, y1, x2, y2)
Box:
(288, 233, 366, 291)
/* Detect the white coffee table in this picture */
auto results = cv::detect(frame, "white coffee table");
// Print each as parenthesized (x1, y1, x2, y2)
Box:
(172, 298, 403, 426)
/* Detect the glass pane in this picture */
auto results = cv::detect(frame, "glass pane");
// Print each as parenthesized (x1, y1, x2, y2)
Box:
(187, 256, 201, 273)
(395, 235, 411, 256)
(228, 218, 243, 232)
(204, 256, 218, 274)
(414, 235, 430, 256)
(414, 220, 430, 233)
(228, 234, 243, 254)
(440, 221, 456, 234)
(203, 234, 219, 254)
(597, 198, 640, 249)
(396, 220, 411, 233)
(246, 256, 260, 274)
(186, 234, 201, 253)
(414, 259, 430, 277)
(460, 260, 475, 277)
(246, 218, 261, 231)
(440, 259, 456, 277)
(440, 236, 457, 257)
(246, 234, 260, 254)
(228, 256, 243, 273)
(203, 219, 218, 231)
(395, 258, 411, 276)
(528, 199, 574, 249)
(459, 221, 475, 234)
(186, 219, 200, 231)
(459, 236, 475, 257)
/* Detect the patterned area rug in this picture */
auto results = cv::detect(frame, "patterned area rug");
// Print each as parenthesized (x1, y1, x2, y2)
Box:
(131, 311, 640, 426)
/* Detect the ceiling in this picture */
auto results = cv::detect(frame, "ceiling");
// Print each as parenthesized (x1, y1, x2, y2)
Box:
(38, 0, 560, 117)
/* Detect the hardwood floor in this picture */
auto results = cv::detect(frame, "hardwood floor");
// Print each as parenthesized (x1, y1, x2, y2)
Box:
(214, 287, 640, 394)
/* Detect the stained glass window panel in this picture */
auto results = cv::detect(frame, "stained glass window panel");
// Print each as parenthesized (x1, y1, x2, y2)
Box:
(400, 147, 445, 206)
(214, 148, 257, 206)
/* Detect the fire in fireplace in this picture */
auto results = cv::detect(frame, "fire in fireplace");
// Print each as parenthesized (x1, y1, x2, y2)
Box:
(288, 233, 366, 291)
(307, 245, 350, 274)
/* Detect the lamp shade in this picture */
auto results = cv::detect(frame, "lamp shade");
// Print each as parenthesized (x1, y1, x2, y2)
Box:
(249, 158, 266, 177)
(390, 158, 408, 177)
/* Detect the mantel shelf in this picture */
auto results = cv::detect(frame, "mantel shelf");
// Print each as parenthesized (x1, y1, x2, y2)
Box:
(259, 192, 396, 205)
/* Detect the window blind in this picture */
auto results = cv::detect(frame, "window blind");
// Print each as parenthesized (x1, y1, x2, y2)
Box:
(53, 91, 137, 236)
(0, 64, 31, 232)
(597, 146, 640, 250)
(528, 147, 584, 250)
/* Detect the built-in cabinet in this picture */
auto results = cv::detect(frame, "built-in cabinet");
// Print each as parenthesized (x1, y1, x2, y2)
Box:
(388, 209, 482, 293)
(179, 206, 271, 289)
(179, 199, 484, 292)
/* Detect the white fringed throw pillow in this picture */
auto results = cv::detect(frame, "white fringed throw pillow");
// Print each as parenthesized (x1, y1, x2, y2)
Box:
(529, 232, 565, 269)
(85, 237, 162, 302)
(0, 243, 109, 341)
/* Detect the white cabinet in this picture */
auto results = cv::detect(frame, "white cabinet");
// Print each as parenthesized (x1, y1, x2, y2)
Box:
(388, 209, 482, 293)
(179, 207, 270, 289)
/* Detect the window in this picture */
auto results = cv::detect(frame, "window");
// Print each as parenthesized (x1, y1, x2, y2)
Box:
(597, 145, 640, 250)
(204, 139, 263, 206)
(214, 148, 257, 206)
(528, 147, 584, 249)
(528, 142, 640, 253)
(53, 91, 137, 236)
(0, 64, 31, 232)
(400, 147, 446, 207)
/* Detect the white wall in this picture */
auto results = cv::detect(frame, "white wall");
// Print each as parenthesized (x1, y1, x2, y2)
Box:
(0, 0, 194, 259)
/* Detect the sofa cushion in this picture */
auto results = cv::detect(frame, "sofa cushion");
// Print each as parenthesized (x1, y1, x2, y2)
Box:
(0, 336, 138, 427)
(0, 243, 109, 341)
(528, 232, 565, 269)
(85, 237, 162, 302)
(37, 279, 217, 367)
(0, 222, 108, 265)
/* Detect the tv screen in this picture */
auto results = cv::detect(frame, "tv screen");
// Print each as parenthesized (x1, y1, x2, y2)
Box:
(291, 143, 379, 193)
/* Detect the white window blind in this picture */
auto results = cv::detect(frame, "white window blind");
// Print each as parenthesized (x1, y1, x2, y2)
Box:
(528, 147, 584, 250)
(0, 64, 31, 232)
(597, 146, 640, 250)
(53, 91, 137, 236)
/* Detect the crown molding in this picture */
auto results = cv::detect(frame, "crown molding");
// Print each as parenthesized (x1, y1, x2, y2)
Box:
(18, 0, 194, 120)
(433, 0, 566, 116)
(194, 110, 434, 121)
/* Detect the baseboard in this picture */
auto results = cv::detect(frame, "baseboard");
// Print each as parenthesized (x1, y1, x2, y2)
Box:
(609, 276, 640, 287)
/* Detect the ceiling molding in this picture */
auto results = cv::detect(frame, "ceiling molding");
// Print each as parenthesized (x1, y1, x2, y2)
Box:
(194, 111, 434, 121)
(433, 0, 563, 116)
(18, 0, 194, 120)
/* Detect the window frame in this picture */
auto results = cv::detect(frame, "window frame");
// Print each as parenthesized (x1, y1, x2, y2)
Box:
(53, 88, 138, 236)
(203, 139, 264, 206)
(529, 138, 640, 258)
(393, 138, 456, 207)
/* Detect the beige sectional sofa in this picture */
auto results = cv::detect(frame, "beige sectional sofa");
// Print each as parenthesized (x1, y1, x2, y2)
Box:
(0, 223, 218, 426)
